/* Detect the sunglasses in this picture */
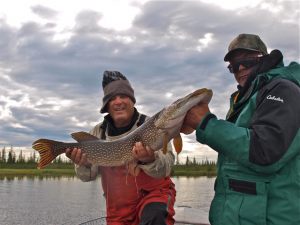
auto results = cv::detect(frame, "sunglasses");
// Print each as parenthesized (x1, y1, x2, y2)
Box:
(227, 57, 261, 73)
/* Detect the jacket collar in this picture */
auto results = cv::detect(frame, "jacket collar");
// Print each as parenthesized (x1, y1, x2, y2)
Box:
(104, 108, 139, 136)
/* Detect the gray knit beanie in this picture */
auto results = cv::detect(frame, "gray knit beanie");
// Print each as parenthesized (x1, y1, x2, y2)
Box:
(100, 71, 136, 113)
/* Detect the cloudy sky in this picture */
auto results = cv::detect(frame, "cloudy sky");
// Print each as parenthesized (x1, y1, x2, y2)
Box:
(0, 0, 299, 162)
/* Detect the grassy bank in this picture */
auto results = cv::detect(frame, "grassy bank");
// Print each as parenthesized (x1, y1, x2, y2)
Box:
(0, 168, 75, 177)
(0, 163, 75, 178)
(172, 164, 216, 177)
(0, 163, 216, 177)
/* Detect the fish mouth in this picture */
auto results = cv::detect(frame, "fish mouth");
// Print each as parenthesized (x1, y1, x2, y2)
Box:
(190, 88, 213, 101)
(172, 88, 213, 110)
(155, 88, 213, 130)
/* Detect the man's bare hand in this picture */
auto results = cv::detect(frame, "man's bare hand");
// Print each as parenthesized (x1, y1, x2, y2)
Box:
(132, 142, 155, 163)
(181, 103, 210, 134)
(65, 148, 91, 167)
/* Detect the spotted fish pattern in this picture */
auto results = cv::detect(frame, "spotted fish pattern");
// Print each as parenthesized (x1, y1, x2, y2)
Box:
(32, 88, 213, 169)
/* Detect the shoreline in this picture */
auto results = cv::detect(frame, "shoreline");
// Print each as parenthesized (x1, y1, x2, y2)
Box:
(0, 168, 216, 177)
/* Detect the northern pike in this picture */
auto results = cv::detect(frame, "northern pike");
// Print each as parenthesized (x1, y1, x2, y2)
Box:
(32, 88, 213, 169)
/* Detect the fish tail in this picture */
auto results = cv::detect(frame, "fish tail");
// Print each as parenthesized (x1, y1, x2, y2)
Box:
(32, 139, 63, 169)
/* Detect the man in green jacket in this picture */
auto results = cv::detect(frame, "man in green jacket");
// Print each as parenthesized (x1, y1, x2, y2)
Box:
(181, 33, 300, 225)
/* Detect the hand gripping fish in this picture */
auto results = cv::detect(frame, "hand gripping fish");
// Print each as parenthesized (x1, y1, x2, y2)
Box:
(32, 88, 213, 169)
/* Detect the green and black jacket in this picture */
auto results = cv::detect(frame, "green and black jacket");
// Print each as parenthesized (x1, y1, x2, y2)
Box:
(196, 54, 300, 225)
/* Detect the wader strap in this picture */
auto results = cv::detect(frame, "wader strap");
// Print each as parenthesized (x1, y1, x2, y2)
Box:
(137, 114, 147, 127)
(100, 120, 107, 140)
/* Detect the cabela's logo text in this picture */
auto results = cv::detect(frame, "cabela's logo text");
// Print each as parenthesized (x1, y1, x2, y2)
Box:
(267, 95, 284, 103)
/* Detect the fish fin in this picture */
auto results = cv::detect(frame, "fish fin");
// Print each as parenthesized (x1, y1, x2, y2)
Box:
(71, 131, 99, 142)
(162, 132, 168, 154)
(173, 134, 183, 155)
(128, 161, 140, 176)
(32, 139, 62, 169)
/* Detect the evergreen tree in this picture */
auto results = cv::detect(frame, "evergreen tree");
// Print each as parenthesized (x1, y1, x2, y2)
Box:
(205, 157, 209, 165)
(192, 157, 197, 165)
(18, 150, 26, 163)
(28, 151, 37, 163)
(185, 156, 190, 166)
(7, 147, 15, 164)
(33, 151, 36, 163)
(12, 151, 16, 163)
(1, 147, 6, 163)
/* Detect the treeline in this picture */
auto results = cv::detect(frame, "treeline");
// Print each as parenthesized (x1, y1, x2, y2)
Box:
(1, 146, 37, 164)
(0, 146, 73, 169)
(173, 156, 216, 177)
(177, 155, 216, 166)
(0, 146, 70, 164)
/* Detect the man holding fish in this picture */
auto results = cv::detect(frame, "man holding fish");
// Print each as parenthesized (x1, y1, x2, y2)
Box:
(32, 70, 213, 224)
(66, 71, 176, 225)
(181, 34, 300, 225)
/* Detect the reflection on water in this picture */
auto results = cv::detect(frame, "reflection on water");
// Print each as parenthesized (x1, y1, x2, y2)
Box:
(0, 176, 215, 225)
(0, 175, 75, 181)
(173, 176, 214, 213)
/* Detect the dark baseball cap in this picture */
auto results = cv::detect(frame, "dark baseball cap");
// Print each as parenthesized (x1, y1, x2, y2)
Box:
(224, 34, 268, 61)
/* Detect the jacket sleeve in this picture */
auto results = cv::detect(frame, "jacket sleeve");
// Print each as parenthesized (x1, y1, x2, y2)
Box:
(74, 124, 102, 181)
(249, 78, 300, 165)
(138, 143, 175, 178)
(196, 79, 300, 174)
(75, 164, 99, 182)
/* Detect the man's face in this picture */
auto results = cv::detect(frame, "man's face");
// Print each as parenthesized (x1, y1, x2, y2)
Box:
(228, 51, 262, 87)
(107, 94, 135, 128)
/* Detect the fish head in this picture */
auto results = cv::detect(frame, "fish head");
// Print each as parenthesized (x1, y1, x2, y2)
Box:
(154, 88, 213, 135)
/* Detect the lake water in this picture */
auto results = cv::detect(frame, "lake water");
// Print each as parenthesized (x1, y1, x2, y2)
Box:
(0, 176, 215, 225)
